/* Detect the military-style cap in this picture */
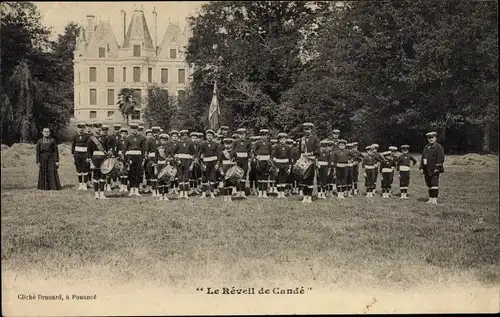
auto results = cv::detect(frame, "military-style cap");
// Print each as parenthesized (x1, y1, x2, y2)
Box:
(320, 139, 329, 145)
(352, 142, 358, 146)
(113, 124, 121, 129)
(401, 144, 410, 149)
(170, 130, 179, 135)
(77, 122, 86, 128)
(85, 121, 93, 127)
(382, 151, 392, 156)
(159, 133, 169, 139)
(102, 125, 109, 130)
(366, 145, 374, 150)
(220, 126, 229, 130)
(332, 129, 340, 134)
(278, 132, 287, 138)
(236, 128, 246, 133)
(223, 137, 234, 143)
(389, 146, 398, 151)
(372, 143, 379, 148)
(138, 125, 144, 130)
(159, 128, 164, 133)
(426, 131, 437, 137)
(145, 129, 153, 135)
(338, 139, 347, 144)
(215, 133, 222, 138)
(179, 129, 189, 135)
(230, 133, 238, 139)
(346, 143, 354, 147)
(286, 139, 295, 144)
(302, 122, 314, 128)
(120, 127, 128, 132)
(93, 121, 102, 128)
(205, 129, 215, 136)
(190, 132, 198, 137)
(130, 123, 139, 129)
(152, 126, 161, 132)
(259, 129, 270, 134)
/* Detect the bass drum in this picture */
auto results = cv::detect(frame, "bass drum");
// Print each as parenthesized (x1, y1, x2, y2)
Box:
(293, 157, 314, 179)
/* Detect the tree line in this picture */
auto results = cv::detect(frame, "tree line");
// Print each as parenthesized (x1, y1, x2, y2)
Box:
(1, 1, 497, 153)
(183, 1, 498, 153)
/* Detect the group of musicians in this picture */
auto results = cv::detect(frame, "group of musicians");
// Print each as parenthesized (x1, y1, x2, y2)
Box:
(71, 121, 445, 204)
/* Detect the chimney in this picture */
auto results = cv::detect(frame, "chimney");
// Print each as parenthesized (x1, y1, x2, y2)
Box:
(86, 14, 95, 40)
(121, 10, 126, 46)
(153, 8, 157, 52)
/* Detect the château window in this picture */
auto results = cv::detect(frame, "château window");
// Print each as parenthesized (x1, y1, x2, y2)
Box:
(148, 67, 153, 83)
(89, 67, 97, 82)
(161, 68, 168, 83)
(133, 45, 141, 57)
(170, 48, 177, 59)
(99, 47, 106, 58)
(133, 67, 140, 82)
(107, 111, 114, 119)
(107, 67, 114, 82)
(122, 67, 126, 82)
(178, 69, 186, 84)
(89, 111, 97, 119)
(107, 89, 114, 105)
(89, 89, 97, 105)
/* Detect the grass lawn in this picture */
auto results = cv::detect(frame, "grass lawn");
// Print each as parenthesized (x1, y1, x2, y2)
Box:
(1, 146, 499, 314)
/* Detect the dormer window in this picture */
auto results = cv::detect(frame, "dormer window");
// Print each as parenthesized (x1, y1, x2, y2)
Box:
(170, 48, 177, 59)
(133, 45, 141, 57)
(99, 47, 105, 58)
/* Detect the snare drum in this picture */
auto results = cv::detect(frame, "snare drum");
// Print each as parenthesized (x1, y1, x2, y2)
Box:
(101, 157, 122, 179)
(224, 165, 245, 183)
(158, 164, 177, 181)
(293, 157, 314, 179)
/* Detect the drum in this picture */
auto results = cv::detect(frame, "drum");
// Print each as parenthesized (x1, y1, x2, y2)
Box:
(225, 165, 245, 183)
(101, 157, 123, 178)
(158, 164, 177, 181)
(293, 157, 314, 179)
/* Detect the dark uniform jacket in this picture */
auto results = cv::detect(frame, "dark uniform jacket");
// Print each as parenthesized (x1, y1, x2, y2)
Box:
(380, 156, 397, 172)
(331, 149, 353, 166)
(233, 138, 252, 161)
(271, 143, 293, 168)
(71, 133, 90, 155)
(145, 137, 159, 160)
(298, 135, 321, 158)
(420, 142, 445, 172)
(317, 149, 332, 168)
(123, 134, 146, 159)
(198, 140, 220, 163)
(218, 148, 237, 173)
(87, 133, 109, 159)
(253, 139, 272, 159)
(397, 153, 417, 170)
(173, 140, 197, 160)
(155, 145, 170, 166)
(362, 154, 382, 168)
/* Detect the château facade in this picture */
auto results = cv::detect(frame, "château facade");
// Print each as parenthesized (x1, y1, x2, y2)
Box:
(73, 9, 192, 123)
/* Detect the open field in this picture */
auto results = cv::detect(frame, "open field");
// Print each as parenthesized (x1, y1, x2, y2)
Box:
(1, 144, 499, 314)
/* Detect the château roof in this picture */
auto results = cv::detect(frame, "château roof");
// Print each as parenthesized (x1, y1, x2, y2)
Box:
(85, 21, 119, 58)
(122, 10, 154, 49)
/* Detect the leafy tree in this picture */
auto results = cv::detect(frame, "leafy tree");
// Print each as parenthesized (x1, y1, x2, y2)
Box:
(117, 88, 137, 125)
(143, 86, 178, 131)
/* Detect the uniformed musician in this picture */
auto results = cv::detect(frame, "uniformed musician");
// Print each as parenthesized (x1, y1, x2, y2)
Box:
(419, 131, 445, 204)
(298, 122, 321, 203)
(124, 123, 146, 196)
(71, 122, 90, 190)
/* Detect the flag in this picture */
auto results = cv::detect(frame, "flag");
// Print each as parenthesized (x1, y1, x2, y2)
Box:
(208, 81, 220, 131)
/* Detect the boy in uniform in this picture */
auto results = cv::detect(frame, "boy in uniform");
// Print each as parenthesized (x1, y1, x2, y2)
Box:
(86, 122, 109, 200)
(298, 123, 321, 203)
(172, 130, 197, 199)
(155, 133, 171, 201)
(362, 145, 379, 197)
(380, 150, 397, 198)
(169, 130, 180, 194)
(71, 122, 90, 190)
(123, 123, 146, 197)
(397, 145, 417, 199)
(85, 121, 94, 186)
(317, 140, 332, 199)
(331, 139, 352, 199)
(253, 129, 273, 198)
(350, 142, 363, 195)
(233, 128, 252, 198)
(198, 129, 219, 198)
(272, 133, 293, 198)
(248, 136, 260, 195)
(117, 127, 129, 192)
(218, 138, 237, 202)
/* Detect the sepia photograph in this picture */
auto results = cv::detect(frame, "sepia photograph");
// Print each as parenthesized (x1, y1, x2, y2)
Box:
(1, 0, 499, 315)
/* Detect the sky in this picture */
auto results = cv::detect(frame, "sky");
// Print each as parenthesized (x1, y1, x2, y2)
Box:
(35, 1, 206, 41)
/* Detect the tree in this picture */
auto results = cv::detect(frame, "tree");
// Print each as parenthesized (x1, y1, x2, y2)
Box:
(8, 61, 35, 143)
(185, 1, 323, 132)
(143, 86, 178, 131)
(117, 88, 137, 125)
